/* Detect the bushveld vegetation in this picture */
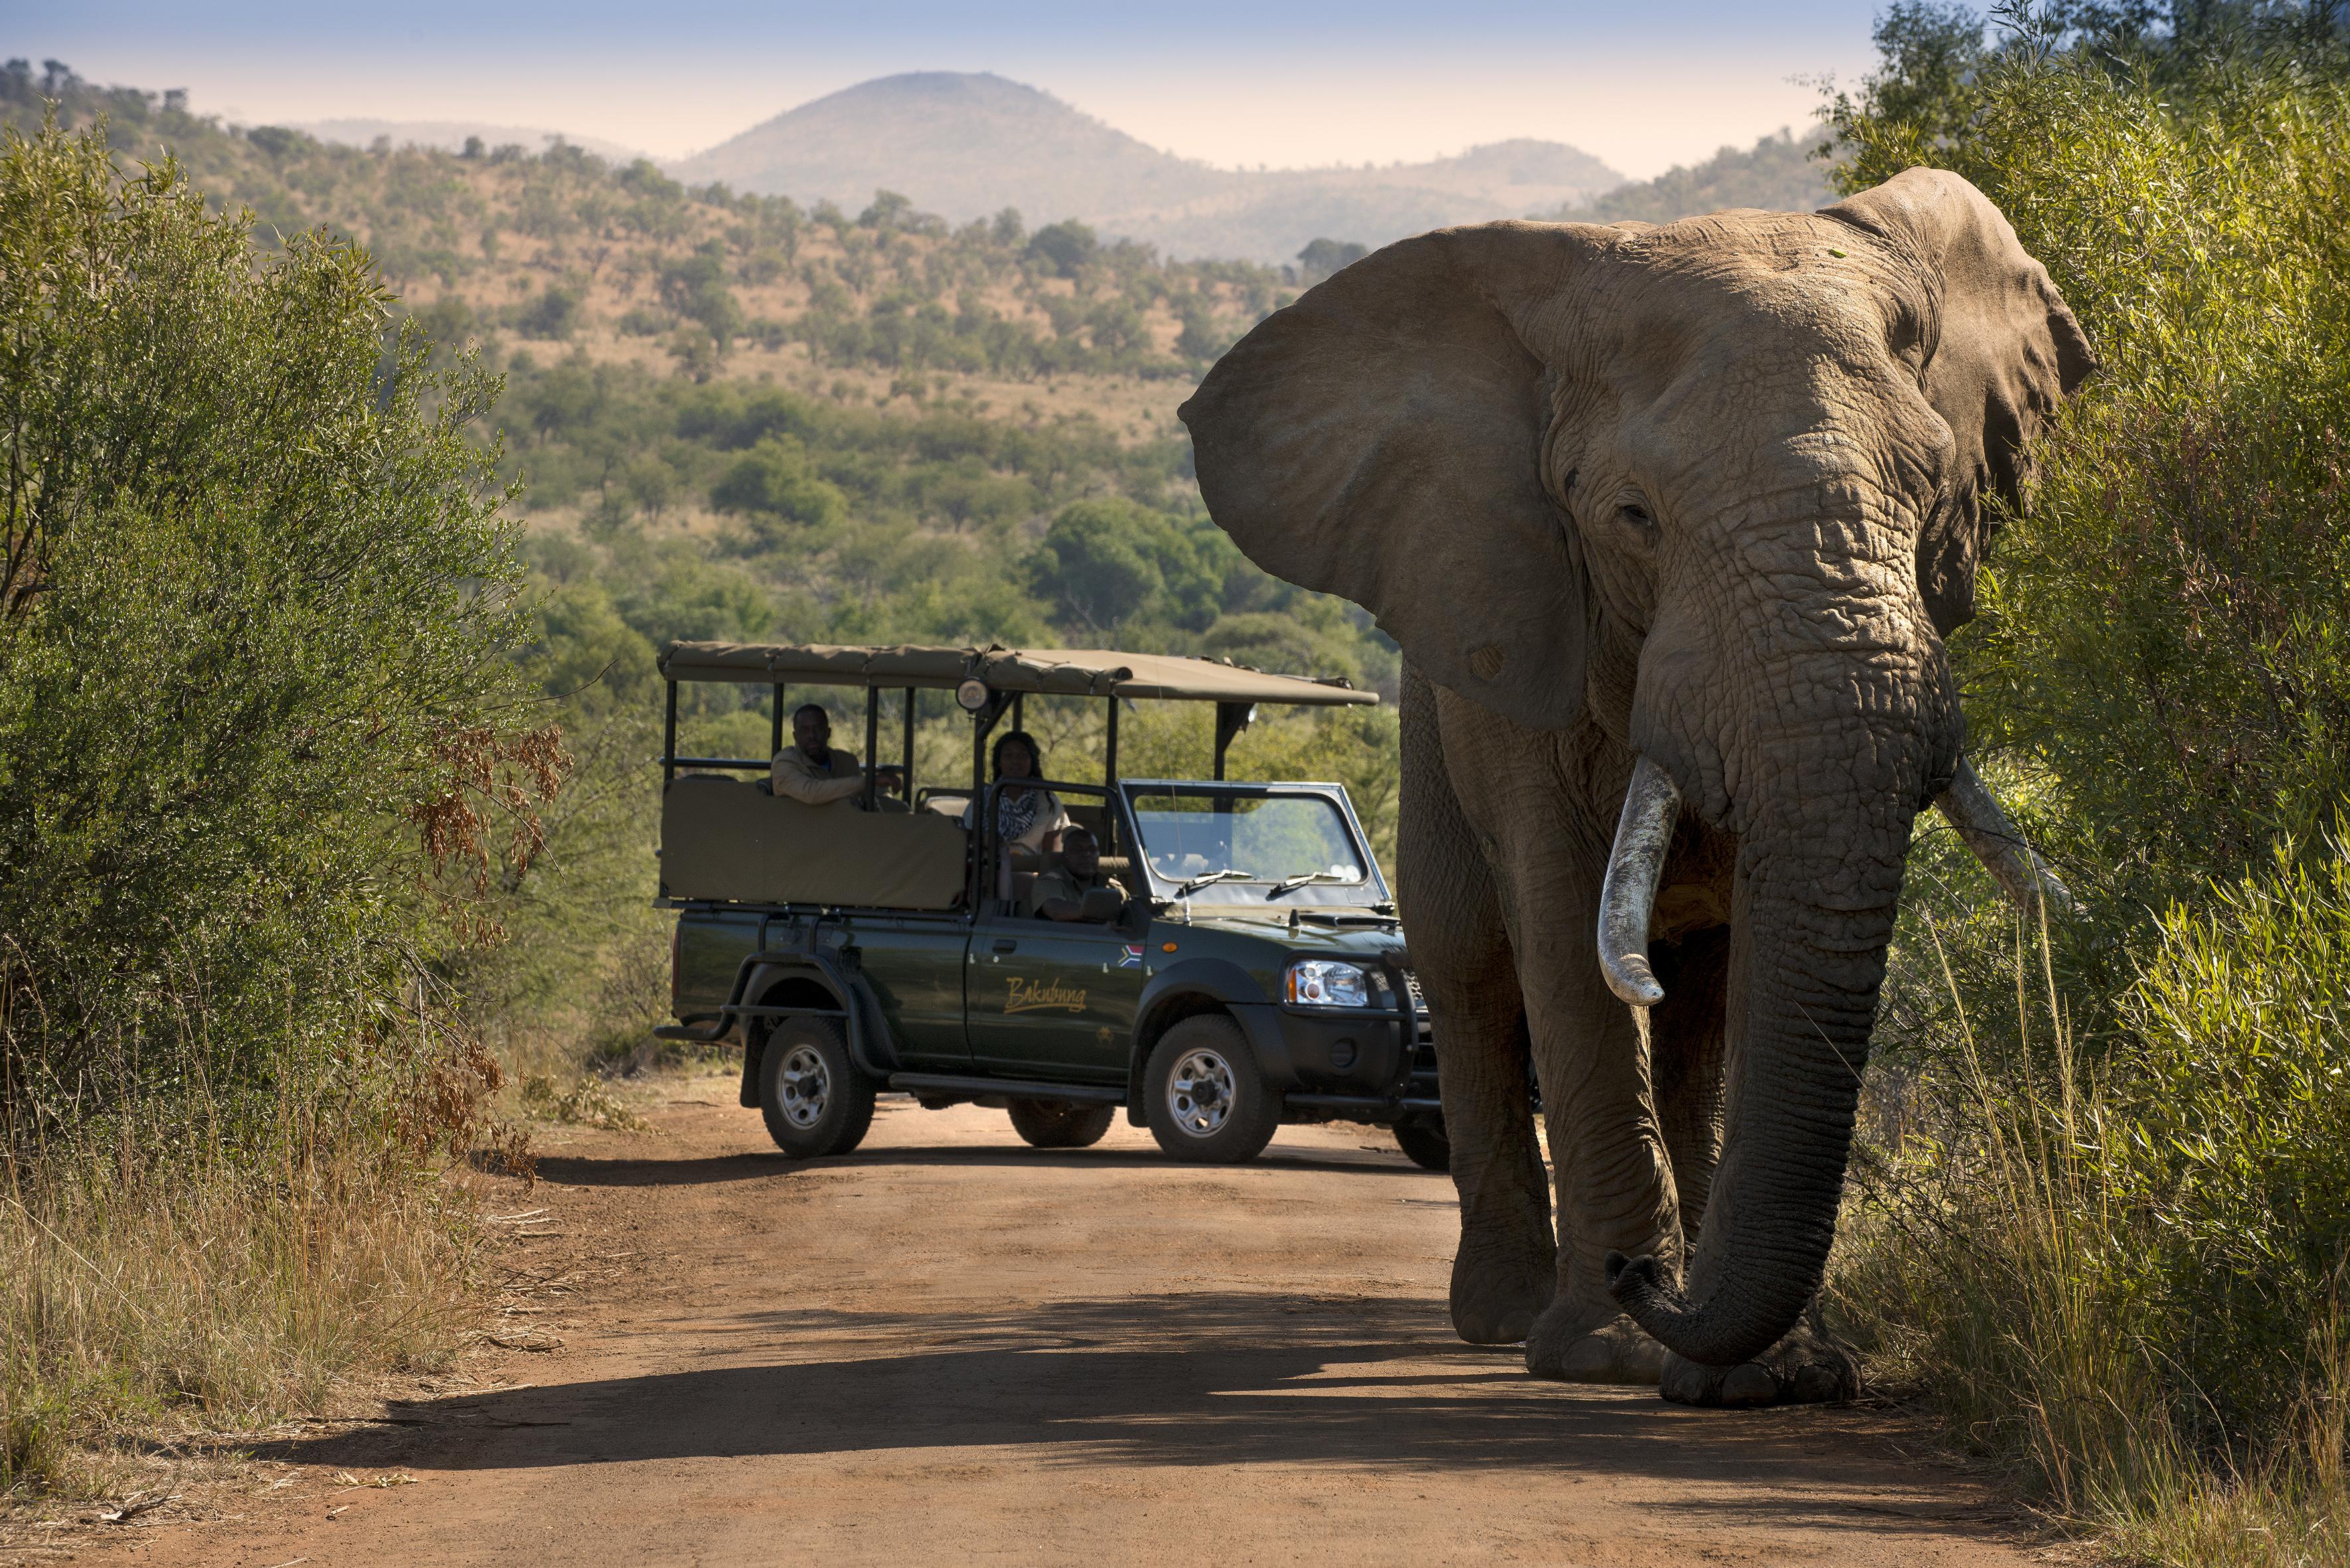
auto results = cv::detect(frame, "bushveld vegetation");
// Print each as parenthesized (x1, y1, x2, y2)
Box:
(0, 115, 551, 1496)
(2, 58, 1288, 398)
(1823, 3, 2350, 1560)
(4, 7, 2347, 1557)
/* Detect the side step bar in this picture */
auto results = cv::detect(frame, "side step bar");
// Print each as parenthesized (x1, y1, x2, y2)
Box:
(1284, 1093, 1444, 1115)
(886, 1072, 1124, 1105)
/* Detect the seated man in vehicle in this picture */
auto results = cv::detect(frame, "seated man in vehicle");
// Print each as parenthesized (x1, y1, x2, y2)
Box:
(772, 703, 899, 808)
(1027, 826, 1128, 923)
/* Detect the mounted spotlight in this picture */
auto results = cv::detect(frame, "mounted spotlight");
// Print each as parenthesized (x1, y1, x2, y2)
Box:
(955, 678, 991, 714)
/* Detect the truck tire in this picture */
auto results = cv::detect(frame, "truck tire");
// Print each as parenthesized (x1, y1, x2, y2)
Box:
(1007, 1099, 1116, 1149)
(1144, 1014, 1280, 1164)
(757, 1016, 875, 1159)
(1392, 1115, 1451, 1172)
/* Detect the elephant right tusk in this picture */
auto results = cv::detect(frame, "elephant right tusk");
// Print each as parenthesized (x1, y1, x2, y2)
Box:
(1598, 754, 1682, 1008)
(1934, 758, 2074, 915)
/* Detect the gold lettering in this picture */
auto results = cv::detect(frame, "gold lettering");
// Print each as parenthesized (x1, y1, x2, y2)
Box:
(1005, 975, 1088, 1014)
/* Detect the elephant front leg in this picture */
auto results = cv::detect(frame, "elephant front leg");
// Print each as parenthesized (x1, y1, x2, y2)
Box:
(1399, 663, 1554, 1346)
(1430, 991, 1553, 1344)
(1519, 928, 1688, 1385)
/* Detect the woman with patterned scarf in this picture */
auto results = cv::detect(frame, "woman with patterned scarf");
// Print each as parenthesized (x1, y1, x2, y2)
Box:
(962, 729, 1070, 864)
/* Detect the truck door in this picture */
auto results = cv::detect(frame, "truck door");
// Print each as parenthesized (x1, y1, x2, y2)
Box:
(841, 913, 973, 1070)
(965, 908, 1145, 1083)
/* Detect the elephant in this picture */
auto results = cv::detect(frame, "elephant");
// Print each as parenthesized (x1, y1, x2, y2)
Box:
(1178, 168, 2093, 1405)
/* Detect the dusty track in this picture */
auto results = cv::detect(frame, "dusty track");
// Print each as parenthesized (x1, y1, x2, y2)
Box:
(124, 1077, 2036, 1567)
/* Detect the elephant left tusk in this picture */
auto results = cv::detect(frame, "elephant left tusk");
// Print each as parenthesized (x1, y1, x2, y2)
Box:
(1934, 758, 2074, 915)
(1598, 754, 1682, 1008)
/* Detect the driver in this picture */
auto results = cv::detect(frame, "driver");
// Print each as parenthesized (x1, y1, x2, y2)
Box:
(1027, 826, 1128, 922)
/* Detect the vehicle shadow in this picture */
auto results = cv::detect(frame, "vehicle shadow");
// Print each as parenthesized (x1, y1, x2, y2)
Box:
(256, 1292, 1999, 1541)
(526, 1141, 1446, 1188)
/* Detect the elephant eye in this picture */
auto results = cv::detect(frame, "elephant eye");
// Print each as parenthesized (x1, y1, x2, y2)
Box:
(1618, 501, 1657, 536)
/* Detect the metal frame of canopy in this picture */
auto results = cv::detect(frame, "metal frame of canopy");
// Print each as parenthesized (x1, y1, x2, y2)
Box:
(654, 641, 1379, 802)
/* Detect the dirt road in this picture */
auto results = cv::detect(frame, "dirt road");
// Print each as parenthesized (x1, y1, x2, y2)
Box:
(127, 1077, 2035, 1567)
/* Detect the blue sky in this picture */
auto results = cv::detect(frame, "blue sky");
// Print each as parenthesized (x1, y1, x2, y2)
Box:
(13, 1, 1890, 177)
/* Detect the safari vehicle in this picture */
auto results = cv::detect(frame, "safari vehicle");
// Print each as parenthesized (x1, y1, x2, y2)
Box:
(653, 642, 1445, 1168)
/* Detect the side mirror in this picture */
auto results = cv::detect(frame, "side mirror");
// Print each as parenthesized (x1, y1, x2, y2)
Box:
(1078, 887, 1124, 923)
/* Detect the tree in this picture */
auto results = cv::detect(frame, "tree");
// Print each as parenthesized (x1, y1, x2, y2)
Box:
(0, 116, 548, 1115)
(1174, 293, 1224, 360)
(858, 189, 915, 230)
(1027, 220, 1098, 279)
(511, 282, 582, 340)
(1023, 501, 1165, 633)
(657, 240, 744, 349)
(710, 437, 849, 532)
(1295, 238, 1367, 282)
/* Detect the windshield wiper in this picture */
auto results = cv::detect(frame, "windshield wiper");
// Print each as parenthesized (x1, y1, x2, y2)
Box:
(1172, 868, 1258, 898)
(1265, 871, 1351, 900)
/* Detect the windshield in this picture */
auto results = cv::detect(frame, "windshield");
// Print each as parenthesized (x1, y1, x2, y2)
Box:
(1128, 788, 1373, 899)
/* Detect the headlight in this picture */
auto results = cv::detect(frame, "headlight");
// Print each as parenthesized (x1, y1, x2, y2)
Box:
(1286, 959, 1370, 1008)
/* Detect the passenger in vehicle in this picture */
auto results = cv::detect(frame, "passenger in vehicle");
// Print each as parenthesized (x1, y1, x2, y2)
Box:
(771, 703, 869, 805)
(961, 728, 1069, 853)
(1027, 826, 1129, 922)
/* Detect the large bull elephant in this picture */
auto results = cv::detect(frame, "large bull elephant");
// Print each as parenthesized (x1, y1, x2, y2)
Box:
(1179, 169, 2092, 1406)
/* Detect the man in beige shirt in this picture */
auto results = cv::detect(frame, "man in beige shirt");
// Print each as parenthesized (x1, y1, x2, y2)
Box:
(772, 703, 871, 805)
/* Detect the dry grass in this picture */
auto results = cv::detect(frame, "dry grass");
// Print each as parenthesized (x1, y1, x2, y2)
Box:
(1, 1133, 479, 1500)
(1835, 916, 2350, 1567)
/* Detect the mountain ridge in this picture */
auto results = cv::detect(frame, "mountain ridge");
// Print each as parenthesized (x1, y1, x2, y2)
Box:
(668, 72, 1624, 262)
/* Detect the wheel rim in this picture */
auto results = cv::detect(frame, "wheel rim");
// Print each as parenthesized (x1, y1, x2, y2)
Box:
(778, 1044, 830, 1129)
(1167, 1048, 1236, 1137)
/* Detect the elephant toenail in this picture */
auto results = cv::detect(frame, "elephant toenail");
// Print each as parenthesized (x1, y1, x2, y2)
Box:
(1720, 1364, 1777, 1406)
(1794, 1364, 1850, 1403)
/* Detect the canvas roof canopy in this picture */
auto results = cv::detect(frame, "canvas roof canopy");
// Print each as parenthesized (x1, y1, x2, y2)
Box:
(657, 642, 1378, 708)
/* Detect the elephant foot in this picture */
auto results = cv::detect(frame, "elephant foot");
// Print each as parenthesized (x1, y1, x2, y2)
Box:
(1450, 1249, 1554, 1345)
(1526, 1308, 1665, 1385)
(1659, 1317, 1858, 1408)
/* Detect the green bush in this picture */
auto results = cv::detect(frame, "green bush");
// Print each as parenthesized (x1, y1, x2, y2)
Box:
(1825, 7, 2350, 1555)
(0, 114, 545, 1144)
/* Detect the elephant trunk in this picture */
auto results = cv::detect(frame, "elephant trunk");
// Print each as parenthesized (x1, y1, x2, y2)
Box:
(1606, 645, 1928, 1367)
(1608, 823, 1908, 1365)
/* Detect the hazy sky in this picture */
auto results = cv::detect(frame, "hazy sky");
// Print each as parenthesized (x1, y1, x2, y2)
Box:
(19, 1, 1887, 179)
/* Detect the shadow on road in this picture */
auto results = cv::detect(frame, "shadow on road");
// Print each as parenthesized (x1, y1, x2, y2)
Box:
(526, 1140, 1447, 1189)
(256, 1291, 1999, 1543)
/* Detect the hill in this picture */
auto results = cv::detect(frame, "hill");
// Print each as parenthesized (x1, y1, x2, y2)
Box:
(670, 72, 1622, 261)
(1547, 125, 1833, 224)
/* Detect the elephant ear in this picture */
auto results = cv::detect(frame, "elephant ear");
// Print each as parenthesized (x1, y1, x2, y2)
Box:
(1179, 223, 1595, 731)
(1824, 167, 2097, 633)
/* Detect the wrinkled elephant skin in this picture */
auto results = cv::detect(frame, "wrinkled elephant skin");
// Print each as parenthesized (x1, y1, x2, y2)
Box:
(1181, 169, 2092, 1404)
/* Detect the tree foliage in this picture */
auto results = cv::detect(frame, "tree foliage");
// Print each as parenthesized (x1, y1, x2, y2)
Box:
(1826, 2, 2350, 1524)
(0, 115, 548, 1138)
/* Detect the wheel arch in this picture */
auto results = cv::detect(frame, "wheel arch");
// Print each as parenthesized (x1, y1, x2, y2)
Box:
(735, 957, 895, 1108)
(1123, 958, 1284, 1125)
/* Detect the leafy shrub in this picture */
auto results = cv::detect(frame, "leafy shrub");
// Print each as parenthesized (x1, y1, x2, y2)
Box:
(0, 116, 548, 1492)
(1826, 6, 2350, 1555)
(710, 436, 850, 530)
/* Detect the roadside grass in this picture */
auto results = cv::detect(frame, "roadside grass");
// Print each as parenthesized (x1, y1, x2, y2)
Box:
(1834, 857, 2350, 1566)
(1, 1126, 480, 1500)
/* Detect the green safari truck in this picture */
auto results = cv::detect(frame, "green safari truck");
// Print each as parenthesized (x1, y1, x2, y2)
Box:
(653, 641, 1446, 1168)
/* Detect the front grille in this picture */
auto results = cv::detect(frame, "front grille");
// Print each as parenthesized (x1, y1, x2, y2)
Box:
(1400, 968, 1440, 1101)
